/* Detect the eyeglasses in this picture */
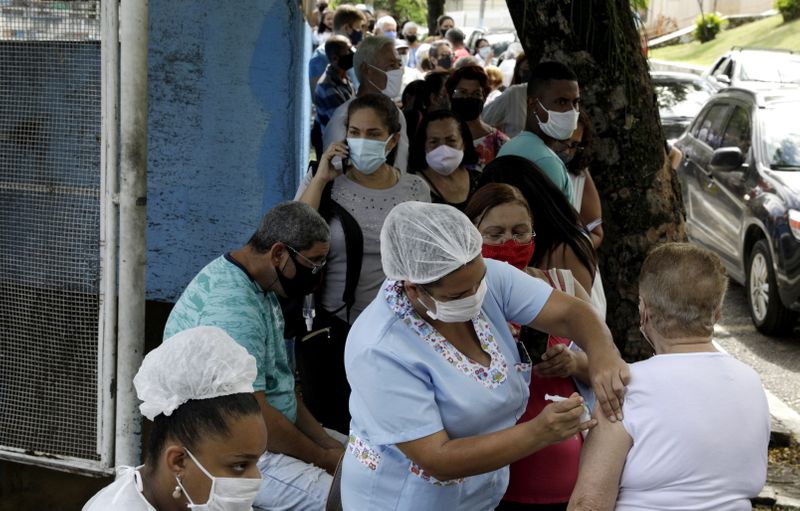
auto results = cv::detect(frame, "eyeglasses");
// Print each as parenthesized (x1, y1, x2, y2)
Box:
(286, 245, 327, 275)
(452, 88, 484, 100)
(481, 231, 535, 244)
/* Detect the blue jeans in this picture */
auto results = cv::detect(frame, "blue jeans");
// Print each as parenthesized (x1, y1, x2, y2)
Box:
(253, 428, 347, 511)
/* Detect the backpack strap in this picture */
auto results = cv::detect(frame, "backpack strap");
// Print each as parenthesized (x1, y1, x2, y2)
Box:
(318, 178, 363, 323)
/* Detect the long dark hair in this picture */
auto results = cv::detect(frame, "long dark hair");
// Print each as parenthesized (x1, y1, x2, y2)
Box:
(409, 109, 478, 172)
(479, 155, 597, 276)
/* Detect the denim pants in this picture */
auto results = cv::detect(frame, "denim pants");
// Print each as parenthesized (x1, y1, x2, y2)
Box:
(253, 428, 347, 511)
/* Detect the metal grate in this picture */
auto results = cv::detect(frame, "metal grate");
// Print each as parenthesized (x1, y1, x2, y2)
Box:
(0, 1, 102, 461)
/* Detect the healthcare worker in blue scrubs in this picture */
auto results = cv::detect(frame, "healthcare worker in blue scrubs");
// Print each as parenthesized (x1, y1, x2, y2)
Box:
(341, 201, 629, 510)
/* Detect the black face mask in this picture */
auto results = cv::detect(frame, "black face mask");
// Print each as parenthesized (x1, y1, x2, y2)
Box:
(439, 28, 449, 37)
(438, 55, 452, 69)
(338, 52, 354, 71)
(451, 97, 484, 121)
(349, 29, 363, 46)
(405, 34, 417, 44)
(276, 251, 323, 298)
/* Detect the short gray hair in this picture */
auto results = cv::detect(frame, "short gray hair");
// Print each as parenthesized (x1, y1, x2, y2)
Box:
(248, 201, 330, 253)
(375, 15, 396, 31)
(429, 40, 451, 59)
(354, 35, 394, 82)
(402, 21, 418, 35)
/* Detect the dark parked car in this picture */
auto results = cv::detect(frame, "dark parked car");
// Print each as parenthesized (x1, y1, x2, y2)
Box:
(652, 71, 716, 141)
(703, 47, 800, 90)
(675, 87, 800, 335)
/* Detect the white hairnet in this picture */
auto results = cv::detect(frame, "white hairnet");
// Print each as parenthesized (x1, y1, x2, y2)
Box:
(134, 326, 257, 421)
(380, 201, 483, 284)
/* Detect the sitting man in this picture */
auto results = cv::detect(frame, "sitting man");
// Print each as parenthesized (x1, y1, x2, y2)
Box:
(568, 242, 770, 511)
(164, 200, 344, 510)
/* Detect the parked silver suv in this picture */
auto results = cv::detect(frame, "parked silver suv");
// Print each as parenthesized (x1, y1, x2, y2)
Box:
(703, 47, 800, 90)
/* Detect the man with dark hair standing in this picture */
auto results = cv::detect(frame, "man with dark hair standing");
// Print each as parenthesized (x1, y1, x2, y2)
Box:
(497, 61, 579, 202)
(164, 201, 344, 510)
(446, 27, 470, 62)
(308, 4, 366, 96)
(312, 36, 354, 158)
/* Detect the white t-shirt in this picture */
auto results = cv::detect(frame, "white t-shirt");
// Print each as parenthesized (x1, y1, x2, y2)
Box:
(83, 466, 156, 511)
(481, 83, 527, 138)
(617, 352, 770, 511)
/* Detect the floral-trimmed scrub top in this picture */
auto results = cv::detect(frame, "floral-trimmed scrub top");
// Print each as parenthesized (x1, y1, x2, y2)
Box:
(341, 258, 554, 510)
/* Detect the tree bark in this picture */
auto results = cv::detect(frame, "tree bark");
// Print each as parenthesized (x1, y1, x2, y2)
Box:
(427, 0, 445, 36)
(505, 0, 686, 360)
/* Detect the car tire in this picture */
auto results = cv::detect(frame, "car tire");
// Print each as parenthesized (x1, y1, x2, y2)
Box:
(746, 239, 797, 336)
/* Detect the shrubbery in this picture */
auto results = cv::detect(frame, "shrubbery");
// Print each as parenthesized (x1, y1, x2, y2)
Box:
(776, 0, 800, 22)
(694, 12, 724, 43)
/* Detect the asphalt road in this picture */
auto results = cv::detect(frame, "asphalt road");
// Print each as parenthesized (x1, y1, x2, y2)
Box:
(715, 279, 800, 414)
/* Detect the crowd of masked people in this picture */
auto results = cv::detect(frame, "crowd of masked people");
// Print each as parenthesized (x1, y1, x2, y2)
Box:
(83, 3, 772, 511)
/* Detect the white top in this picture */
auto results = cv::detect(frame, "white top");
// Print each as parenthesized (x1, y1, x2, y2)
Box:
(617, 352, 770, 511)
(322, 97, 409, 173)
(83, 466, 156, 511)
(481, 84, 527, 138)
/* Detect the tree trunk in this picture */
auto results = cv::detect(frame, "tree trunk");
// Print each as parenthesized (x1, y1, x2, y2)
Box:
(427, 0, 445, 36)
(505, 0, 686, 360)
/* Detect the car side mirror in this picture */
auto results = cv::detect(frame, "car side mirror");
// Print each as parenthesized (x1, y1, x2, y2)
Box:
(715, 74, 731, 85)
(710, 147, 744, 172)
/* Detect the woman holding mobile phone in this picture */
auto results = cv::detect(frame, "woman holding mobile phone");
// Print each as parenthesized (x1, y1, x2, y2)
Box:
(297, 92, 431, 434)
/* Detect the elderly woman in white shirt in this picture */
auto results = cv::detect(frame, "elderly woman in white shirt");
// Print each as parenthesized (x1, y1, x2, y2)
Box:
(568, 243, 770, 511)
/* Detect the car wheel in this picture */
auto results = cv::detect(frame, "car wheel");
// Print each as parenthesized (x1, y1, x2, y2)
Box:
(746, 239, 797, 335)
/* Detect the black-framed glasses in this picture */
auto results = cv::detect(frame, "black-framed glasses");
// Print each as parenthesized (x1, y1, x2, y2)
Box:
(286, 245, 326, 275)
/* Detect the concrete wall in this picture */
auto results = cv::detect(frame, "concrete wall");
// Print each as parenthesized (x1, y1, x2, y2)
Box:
(147, 0, 310, 302)
(444, 0, 514, 29)
(0, 1, 310, 509)
(644, 0, 775, 35)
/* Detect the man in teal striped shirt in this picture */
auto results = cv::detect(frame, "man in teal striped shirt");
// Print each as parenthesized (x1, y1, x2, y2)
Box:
(164, 201, 344, 510)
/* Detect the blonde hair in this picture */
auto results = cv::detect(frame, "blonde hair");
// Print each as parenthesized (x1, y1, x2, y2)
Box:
(485, 65, 504, 89)
(639, 243, 728, 338)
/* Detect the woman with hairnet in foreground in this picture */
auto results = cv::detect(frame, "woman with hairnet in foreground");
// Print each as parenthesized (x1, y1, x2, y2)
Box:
(341, 202, 629, 510)
(83, 326, 268, 511)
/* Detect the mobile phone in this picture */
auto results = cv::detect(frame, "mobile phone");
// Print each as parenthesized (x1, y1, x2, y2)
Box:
(520, 328, 549, 363)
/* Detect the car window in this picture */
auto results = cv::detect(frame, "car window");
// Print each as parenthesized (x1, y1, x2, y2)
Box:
(694, 103, 730, 149)
(721, 106, 751, 156)
(739, 54, 800, 84)
(763, 103, 800, 170)
(654, 79, 713, 118)
(711, 57, 729, 77)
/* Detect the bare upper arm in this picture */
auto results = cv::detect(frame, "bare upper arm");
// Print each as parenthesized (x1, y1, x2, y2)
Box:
(568, 407, 633, 511)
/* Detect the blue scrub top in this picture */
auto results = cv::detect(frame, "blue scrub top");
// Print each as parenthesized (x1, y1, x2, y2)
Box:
(342, 258, 553, 510)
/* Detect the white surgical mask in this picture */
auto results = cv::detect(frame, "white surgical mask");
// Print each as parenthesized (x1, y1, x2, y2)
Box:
(425, 144, 464, 176)
(535, 99, 579, 141)
(418, 278, 487, 323)
(400, 53, 409, 68)
(177, 449, 262, 511)
(478, 46, 491, 60)
(369, 64, 404, 99)
(347, 135, 392, 174)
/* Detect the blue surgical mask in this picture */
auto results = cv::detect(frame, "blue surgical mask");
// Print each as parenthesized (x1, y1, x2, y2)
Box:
(383, 30, 397, 40)
(347, 135, 393, 174)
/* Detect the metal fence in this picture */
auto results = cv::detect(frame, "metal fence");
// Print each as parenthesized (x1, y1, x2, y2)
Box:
(0, 0, 112, 474)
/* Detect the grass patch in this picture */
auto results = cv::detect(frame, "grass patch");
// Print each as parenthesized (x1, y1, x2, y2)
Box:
(650, 15, 800, 67)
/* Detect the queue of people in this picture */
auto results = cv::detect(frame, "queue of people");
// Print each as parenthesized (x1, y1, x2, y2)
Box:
(83, 5, 771, 511)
